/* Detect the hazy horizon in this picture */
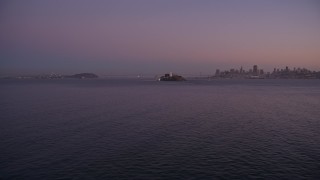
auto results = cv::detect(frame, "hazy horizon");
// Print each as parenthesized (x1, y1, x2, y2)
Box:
(1, 0, 320, 76)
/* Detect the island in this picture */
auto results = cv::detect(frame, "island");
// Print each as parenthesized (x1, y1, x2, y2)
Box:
(158, 73, 186, 81)
(65, 73, 98, 79)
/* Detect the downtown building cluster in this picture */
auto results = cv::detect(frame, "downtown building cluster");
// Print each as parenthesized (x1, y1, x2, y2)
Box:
(214, 65, 320, 79)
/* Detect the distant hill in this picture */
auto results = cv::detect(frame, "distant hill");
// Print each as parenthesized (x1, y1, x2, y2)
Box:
(65, 73, 98, 79)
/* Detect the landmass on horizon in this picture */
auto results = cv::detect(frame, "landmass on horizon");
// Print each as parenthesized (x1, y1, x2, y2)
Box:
(2, 73, 99, 79)
(2, 65, 320, 80)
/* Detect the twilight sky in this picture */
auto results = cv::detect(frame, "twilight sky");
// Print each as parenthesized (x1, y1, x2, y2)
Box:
(1, 0, 320, 75)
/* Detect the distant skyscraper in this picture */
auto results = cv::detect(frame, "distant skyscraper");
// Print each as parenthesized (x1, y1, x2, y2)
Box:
(259, 69, 264, 75)
(253, 65, 258, 76)
(215, 69, 220, 76)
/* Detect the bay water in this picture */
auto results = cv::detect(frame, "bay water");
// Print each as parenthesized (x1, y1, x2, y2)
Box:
(1, 79, 320, 179)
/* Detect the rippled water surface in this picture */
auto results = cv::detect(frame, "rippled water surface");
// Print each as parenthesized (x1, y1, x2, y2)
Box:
(1, 79, 320, 179)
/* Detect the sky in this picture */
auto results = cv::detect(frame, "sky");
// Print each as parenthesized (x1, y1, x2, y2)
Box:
(1, 0, 320, 76)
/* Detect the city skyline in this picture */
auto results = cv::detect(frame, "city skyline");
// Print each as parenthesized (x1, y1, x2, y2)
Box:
(213, 64, 320, 79)
(1, 0, 320, 75)
(4, 64, 320, 79)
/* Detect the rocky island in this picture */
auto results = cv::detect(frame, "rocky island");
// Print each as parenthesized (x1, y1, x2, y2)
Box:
(158, 73, 186, 81)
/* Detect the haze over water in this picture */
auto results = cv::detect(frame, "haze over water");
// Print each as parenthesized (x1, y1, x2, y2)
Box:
(1, 0, 320, 75)
(1, 79, 320, 179)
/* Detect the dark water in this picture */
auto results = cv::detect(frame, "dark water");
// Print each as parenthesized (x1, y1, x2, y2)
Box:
(1, 79, 320, 179)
